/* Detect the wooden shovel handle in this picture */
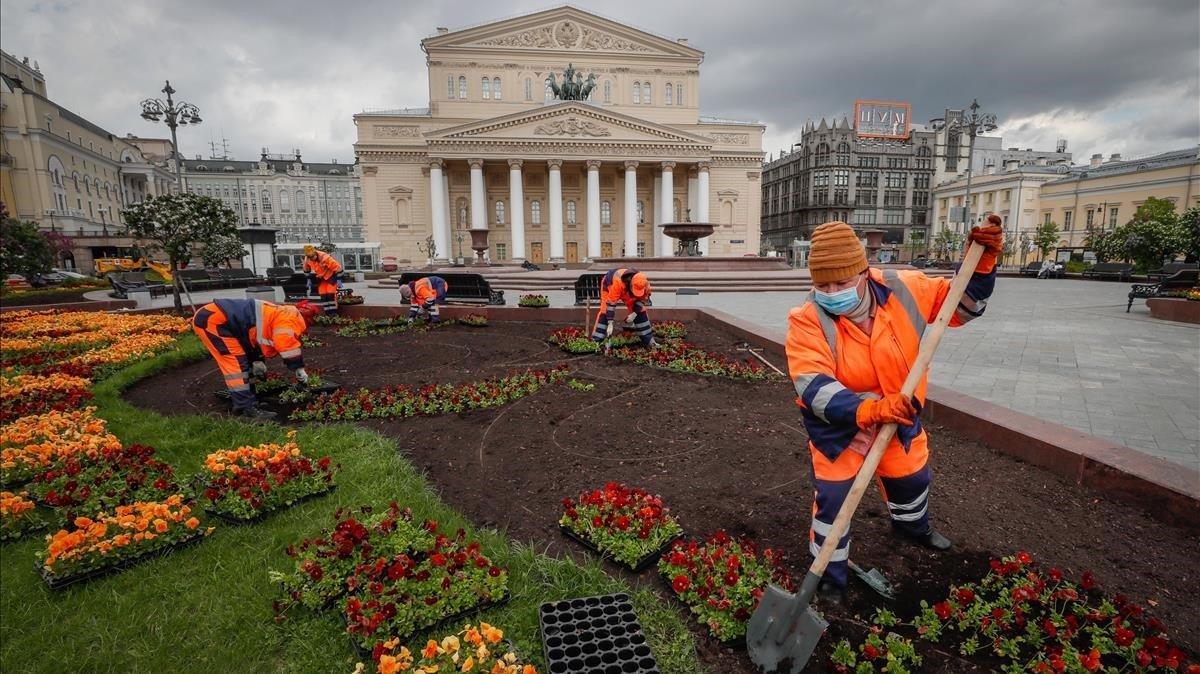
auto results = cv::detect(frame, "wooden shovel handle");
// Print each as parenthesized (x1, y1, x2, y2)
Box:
(808, 242, 986, 578)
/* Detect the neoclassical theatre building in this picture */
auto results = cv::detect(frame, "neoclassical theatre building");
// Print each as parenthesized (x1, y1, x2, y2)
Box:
(354, 7, 764, 265)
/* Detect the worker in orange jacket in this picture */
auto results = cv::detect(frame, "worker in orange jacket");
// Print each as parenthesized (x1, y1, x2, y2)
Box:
(399, 276, 449, 323)
(302, 245, 343, 315)
(786, 217, 1003, 604)
(192, 299, 320, 420)
(591, 268, 655, 347)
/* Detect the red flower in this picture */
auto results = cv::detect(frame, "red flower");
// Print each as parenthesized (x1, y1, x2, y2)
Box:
(1114, 626, 1135, 647)
(672, 575, 691, 593)
(1047, 567, 1062, 582)
(954, 587, 975, 605)
(1016, 551, 1033, 565)
(863, 644, 880, 660)
(488, 566, 502, 577)
(1080, 571, 1096, 589)
(723, 570, 740, 587)
(1077, 648, 1101, 671)
(430, 553, 446, 567)
(933, 601, 952, 621)
(1042, 618, 1057, 637)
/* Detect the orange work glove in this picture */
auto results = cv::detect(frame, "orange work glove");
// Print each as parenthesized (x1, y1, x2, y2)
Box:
(856, 393, 917, 429)
(968, 214, 1004, 274)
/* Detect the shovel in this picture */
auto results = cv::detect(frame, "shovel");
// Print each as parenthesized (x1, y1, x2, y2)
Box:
(747, 242, 986, 673)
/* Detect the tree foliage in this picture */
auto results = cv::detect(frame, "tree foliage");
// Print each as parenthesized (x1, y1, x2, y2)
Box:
(1034, 221, 1060, 258)
(1085, 197, 1187, 270)
(201, 234, 248, 268)
(0, 202, 55, 280)
(931, 229, 964, 260)
(1179, 206, 1200, 262)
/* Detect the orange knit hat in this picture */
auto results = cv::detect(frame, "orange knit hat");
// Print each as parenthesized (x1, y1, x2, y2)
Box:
(808, 221, 868, 284)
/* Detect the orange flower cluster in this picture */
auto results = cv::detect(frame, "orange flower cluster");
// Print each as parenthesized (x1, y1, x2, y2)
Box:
(40, 494, 204, 576)
(0, 373, 93, 423)
(0, 408, 122, 484)
(360, 622, 537, 674)
(66, 333, 178, 368)
(0, 490, 40, 541)
(0, 309, 188, 343)
(204, 431, 303, 475)
(0, 490, 36, 518)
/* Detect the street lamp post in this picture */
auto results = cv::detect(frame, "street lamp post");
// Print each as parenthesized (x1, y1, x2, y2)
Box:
(139, 80, 202, 192)
(929, 99, 997, 238)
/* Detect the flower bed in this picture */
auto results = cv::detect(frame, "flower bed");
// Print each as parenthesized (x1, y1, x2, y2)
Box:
(611, 341, 783, 381)
(652, 321, 687, 340)
(339, 294, 365, 306)
(30, 443, 179, 522)
(200, 431, 337, 522)
(1, 490, 44, 541)
(0, 407, 121, 486)
(37, 495, 207, 588)
(458, 313, 488, 327)
(364, 622, 535, 674)
(290, 366, 569, 421)
(559, 482, 682, 571)
(335, 318, 415, 338)
(0, 373, 93, 423)
(658, 531, 795, 642)
(314, 315, 354, 326)
(517, 294, 549, 308)
(548, 326, 600, 354)
(0, 310, 188, 354)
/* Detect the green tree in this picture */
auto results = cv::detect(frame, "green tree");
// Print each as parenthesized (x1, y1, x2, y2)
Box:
(1034, 221, 1059, 259)
(931, 228, 964, 260)
(1178, 205, 1199, 262)
(0, 202, 55, 281)
(1094, 197, 1187, 271)
(122, 193, 238, 310)
(201, 234, 248, 268)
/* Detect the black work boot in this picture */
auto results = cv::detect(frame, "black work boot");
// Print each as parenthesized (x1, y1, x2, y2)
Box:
(895, 526, 952, 551)
(235, 406, 278, 421)
(817, 579, 847, 608)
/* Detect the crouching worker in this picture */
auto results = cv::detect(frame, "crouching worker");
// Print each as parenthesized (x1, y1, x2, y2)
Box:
(302, 245, 343, 316)
(786, 217, 1002, 604)
(192, 299, 320, 420)
(399, 276, 449, 323)
(591, 267, 654, 347)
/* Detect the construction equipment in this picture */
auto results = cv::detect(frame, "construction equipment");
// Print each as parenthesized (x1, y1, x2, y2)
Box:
(746, 242, 986, 673)
(94, 258, 174, 282)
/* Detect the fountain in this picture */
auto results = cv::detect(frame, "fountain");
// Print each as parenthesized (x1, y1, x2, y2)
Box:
(659, 222, 715, 257)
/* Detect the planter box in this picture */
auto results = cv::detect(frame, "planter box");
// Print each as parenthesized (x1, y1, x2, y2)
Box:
(560, 525, 680, 573)
(1147, 297, 1200, 324)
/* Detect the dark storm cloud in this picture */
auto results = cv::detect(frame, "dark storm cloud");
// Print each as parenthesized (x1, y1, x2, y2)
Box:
(2, 0, 1195, 162)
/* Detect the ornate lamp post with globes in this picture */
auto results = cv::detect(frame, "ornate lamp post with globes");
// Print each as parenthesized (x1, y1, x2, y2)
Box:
(139, 80, 202, 192)
(929, 99, 997, 236)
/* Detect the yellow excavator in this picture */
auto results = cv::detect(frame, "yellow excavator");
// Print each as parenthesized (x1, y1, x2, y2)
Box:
(93, 258, 174, 282)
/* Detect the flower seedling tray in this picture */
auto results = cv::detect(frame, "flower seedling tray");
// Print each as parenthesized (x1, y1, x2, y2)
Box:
(539, 593, 660, 674)
(0, 519, 48, 544)
(346, 595, 510, 661)
(560, 525, 680, 573)
(200, 483, 336, 525)
(656, 576, 743, 647)
(37, 529, 206, 590)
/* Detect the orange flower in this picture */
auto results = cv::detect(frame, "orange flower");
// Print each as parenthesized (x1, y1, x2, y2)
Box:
(422, 640, 439, 659)
(185, 517, 200, 530)
(153, 518, 169, 533)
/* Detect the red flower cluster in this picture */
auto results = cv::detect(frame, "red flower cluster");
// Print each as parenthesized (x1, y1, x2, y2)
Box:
(658, 530, 794, 641)
(560, 482, 682, 568)
(610, 341, 782, 381)
(31, 443, 178, 523)
(202, 432, 336, 520)
(0, 374, 93, 423)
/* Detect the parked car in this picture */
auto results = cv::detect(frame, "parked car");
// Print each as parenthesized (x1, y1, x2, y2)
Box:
(42, 269, 91, 283)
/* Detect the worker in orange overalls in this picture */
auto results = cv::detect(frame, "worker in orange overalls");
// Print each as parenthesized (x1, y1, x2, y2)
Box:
(786, 217, 1003, 604)
(191, 299, 320, 420)
(399, 276, 449, 323)
(302, 245, 343, 315)
(591, 268, 655, 347)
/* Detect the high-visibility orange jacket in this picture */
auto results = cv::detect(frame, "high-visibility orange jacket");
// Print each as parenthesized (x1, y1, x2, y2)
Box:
(600, 268, 651, 313)
(211, 299, 309, 371)
(410, 276, 448, 305)
(303, 251, 342, 295)
(786, 267, 993, 462)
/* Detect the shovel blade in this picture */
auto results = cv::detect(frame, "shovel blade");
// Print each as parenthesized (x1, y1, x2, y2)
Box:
(747, 585, 828, 673)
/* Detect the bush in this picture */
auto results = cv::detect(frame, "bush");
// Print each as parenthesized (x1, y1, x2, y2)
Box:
(1064, 260, 1093, 274)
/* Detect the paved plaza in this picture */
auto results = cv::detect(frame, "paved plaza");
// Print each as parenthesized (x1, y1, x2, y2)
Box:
(99, 276, 1199, 469)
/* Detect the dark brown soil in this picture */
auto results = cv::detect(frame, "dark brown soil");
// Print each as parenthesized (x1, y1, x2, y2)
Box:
(126, 320, 1200, 673)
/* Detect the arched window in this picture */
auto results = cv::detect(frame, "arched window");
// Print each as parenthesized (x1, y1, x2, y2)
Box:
(566, 200, 577, 224)
(280, 189, 291, 212)
(447, 75, 455, 99)
(72, 172, 79, 190)
(296, 189, 306, 212)
(481, 77, 491, 100)
(458, 76, 467, 99)
(531, 200, 542, 224)
(676, 83, 683, 106)
(665, 83, 673, 106)
(524, 78, 532, 101)
(601, 200, 611, 224)
(636, 200, 645, 224)
(48, 156, 67, 211)
(544, 79, 553, 101)
(837, 142, 850, 153)
(642, 82, 651, 104)
(85, 179, 91, 195)
(632, 82, 641, 104)
(603, 80, 611, 104)
(492, 77, 501, 100)
(917, 146, 932, 157)
(495, 200, 505, 224)
(261, 189, 272, 212)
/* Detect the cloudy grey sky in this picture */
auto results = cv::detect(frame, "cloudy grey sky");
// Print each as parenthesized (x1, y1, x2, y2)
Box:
(3, 0, 1196, 164)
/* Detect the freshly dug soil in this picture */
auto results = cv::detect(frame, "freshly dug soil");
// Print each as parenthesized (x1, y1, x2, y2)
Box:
(126, 320, 1200, 673)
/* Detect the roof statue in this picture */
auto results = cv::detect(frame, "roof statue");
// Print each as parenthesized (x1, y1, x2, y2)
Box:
(547, 63, 597, 101)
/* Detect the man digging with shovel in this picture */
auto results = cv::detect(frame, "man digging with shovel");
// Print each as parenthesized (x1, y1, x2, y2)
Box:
(747, 217, 1002, 672)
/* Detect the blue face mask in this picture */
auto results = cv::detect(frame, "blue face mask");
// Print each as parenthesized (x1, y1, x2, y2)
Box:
(814, 283, 862, 315)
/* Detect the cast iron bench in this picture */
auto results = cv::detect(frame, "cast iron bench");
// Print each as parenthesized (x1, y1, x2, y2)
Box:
(1127, 269, 1199, 312)
(176, 268, 220, 291)
(280, 273, 313, 302)
(109, 272, 167, 299)
(265, 266, 295, 285)
(1082, 262, 1133, 281)
(574, 273, 604, 306)
(1020, 261, 1064, 278)
(1147, 262, 1198, 282)
(213, 268, 264, 288)
(396, 272, 505, 305)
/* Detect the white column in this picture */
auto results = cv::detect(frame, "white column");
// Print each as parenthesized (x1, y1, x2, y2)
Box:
(653, 173, 663, 257)
(623, 161, 638, 257)
(508, 159, 525, 262)
(659, 161, 675, 256)
(697, 161, 711, 256)
(428, 159, 450, 263)
(585, 160, 601, 260)
(469, 159, 486, 230)
(548, 159, 564, 262)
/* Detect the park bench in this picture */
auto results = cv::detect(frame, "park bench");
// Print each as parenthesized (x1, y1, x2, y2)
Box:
(396, 272, 505, 305)
(1127, 269, 1199, 312)
(280, 273, 313, 301)
(1082, 262, 1133, 281)
(176, 268, 220, 291)
(574, 273, 604, 306)
(1019, 260, 1064, 278)
(109, 272, 167, 299)
(1147, 262, 1198, 282)
(265, 266, 295, 284)
(212, 268, 264, 288)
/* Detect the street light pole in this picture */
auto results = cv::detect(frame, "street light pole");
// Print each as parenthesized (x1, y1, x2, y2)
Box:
(139, 80, 202, 193)
(929, 99, 997, 244)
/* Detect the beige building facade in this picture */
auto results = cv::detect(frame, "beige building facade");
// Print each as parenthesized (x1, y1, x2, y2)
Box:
(354, 7, 764, 265)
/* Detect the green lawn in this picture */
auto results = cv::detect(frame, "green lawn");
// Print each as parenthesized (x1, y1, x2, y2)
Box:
(0, 335, 702, 673)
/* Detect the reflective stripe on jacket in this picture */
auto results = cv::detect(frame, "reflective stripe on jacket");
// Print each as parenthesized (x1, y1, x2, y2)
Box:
(303, 250, 342, 280)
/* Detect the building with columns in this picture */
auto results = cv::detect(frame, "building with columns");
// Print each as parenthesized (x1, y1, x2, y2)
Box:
(354, 7, 764, 265)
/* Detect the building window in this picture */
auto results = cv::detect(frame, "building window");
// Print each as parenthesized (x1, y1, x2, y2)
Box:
(601, 200, 611, 224)
(885, 172, 906, 188)
(566, 200, 577, 224)
(492, 77, 501, 100)
(675, 83, 683, 106)
(524, 78, 532, 101)
(884, 191, 906, 207)
(1085, 209, 1095, 229)
(458, 76, 467, 99)
(481, 77, 491, 100)
(1003, 189, 1012, 202)
(280, 189, 291, 212)
(642, 82, 651, 104)
(1063, 211, 1073, 230)
(632, 82, 641, 104)
(884, 212, 905, 225)
(261, 190, 272, 212)
(637, 242, 646, 257)
(665, 83, 673, 106)
(1044, 212, 1052, 225)
(636, 200, 645, 223)
(447, 75, 455, 99)
(296, 189, 306, 212)
(495, 200, 505, 224)
(834, 170, 849, 187)
(913, 174, 930, 189)
(495, 243, 507, 260)
(603, 80, 611, 103)
(531, 200, 542, 224)
(1109, 207, 1119, 228)
(913, 191, 929, 207)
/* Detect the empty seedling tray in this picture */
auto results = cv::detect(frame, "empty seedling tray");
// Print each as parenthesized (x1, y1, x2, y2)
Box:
(539, 593, 660, 674)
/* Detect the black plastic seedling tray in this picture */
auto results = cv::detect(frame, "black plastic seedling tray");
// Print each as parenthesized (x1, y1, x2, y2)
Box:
(346, 595, 510, 661)
(201, 483, 336, 525)
(560, 525, 679, 573)
(37, 529, 206, 590)
(539, 593, 660, 674)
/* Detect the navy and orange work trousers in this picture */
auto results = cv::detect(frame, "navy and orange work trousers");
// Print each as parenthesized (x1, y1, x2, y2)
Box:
(192, 303, 257, 411)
